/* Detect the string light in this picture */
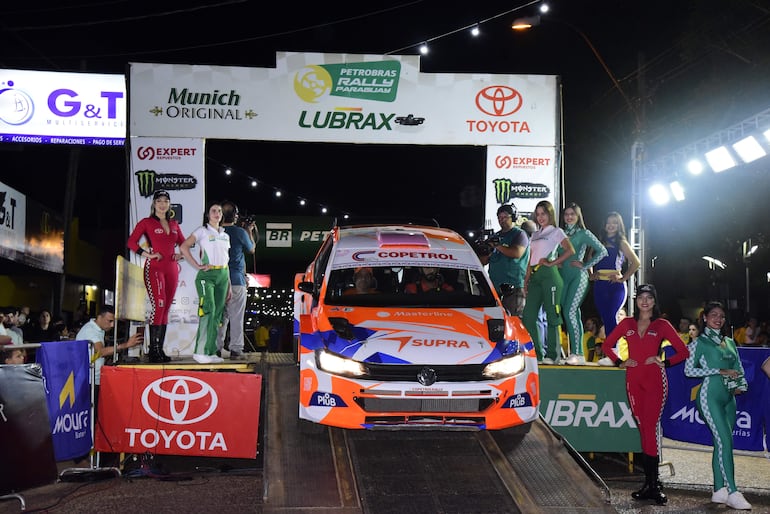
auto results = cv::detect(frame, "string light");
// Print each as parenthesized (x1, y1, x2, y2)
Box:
(385, 0, 543, 55)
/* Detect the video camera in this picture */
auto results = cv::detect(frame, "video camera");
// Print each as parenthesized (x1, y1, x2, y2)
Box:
(238, 213, 257, 226)
(473, 229, 501, 257)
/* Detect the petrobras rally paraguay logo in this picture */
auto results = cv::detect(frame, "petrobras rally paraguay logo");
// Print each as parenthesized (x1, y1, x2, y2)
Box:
(293, 61, 401, 103)
(141, 375, 218, 425)
(0, 79, 34, 125)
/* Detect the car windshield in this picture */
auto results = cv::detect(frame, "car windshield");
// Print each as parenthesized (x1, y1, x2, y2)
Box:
(324, 265, 497, 307)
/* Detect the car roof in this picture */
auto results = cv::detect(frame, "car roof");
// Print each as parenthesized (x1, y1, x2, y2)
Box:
(331, 224, 482, 270)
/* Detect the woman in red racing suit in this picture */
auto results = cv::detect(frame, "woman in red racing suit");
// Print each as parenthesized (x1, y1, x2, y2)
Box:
(127, 190, 186, 362)
(602, 283, 689, 505)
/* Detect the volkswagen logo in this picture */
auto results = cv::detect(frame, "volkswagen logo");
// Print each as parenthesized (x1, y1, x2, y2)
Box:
(417, 366, 437, 386)
(475, 86, 523, 117)
(141, 375, 218, 425)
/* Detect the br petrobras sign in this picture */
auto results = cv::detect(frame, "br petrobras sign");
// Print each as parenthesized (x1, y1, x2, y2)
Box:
(0, 68, 126, 146)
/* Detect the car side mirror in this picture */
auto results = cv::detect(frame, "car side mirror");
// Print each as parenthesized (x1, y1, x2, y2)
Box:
(297, 281, 316, 294)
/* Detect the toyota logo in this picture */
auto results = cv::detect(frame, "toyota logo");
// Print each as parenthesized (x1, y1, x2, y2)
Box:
(141, 375, 218, 425)
(475, 86, 523, 117)
(417, 366, 437, 386)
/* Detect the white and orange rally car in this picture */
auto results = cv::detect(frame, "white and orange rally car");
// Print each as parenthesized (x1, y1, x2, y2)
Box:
(293, 221, 539, 430)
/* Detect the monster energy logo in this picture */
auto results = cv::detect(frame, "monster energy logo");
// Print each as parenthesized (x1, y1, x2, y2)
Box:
(135, 170, 198, 197)
(136, 170, 158, 197)
(493, 178, 550, 202)
(493, 179, 513, 204)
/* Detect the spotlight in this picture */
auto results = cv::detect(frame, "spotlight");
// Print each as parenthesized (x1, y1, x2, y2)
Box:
(686, 159, 704, 175)
(648, 183, 670, 205)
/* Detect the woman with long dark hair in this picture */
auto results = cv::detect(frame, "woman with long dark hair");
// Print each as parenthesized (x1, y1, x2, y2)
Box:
(602, 284, 689, 505)
(127, 190, 186, 362)
(180, 202, 231, 364)
(684, 301, 751, 510)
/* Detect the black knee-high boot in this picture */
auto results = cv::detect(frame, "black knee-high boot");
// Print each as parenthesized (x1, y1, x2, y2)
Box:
(631, 454, 652, 500)
(148, 325, 171, 363)
(647, 454, 667, 505)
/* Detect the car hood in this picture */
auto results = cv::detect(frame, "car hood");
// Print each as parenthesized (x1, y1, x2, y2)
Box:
(318, 306, 511, 365)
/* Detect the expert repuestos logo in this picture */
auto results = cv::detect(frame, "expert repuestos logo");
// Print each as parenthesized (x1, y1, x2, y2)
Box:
(141, 375, 218, 425)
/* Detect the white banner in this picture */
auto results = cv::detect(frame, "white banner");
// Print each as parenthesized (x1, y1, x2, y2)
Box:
(129, 53, 558, 147)
(128, 137, 205, 356)
(484, 145, 559, 228)
(0, 68, 126, 146)
(0, 180, 26, 255)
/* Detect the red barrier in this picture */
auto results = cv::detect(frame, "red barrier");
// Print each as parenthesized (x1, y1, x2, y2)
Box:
(95, 367, 261, 458)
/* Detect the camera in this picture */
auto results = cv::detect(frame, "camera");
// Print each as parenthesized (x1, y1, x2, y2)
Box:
(239, 214, 257, 227)
(473, 229, 501, 257)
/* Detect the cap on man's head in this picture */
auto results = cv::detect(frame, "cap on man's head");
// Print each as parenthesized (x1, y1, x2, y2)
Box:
(153, 190, 171, 200)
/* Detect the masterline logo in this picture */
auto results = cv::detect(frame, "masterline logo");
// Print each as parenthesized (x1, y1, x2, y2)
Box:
(135, 170, 197, 198)
(467, 85, 530, 134)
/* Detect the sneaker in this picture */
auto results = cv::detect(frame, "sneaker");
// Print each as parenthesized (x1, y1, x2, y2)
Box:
(193, 354, 214, 364)
(229, 351, 246, 360)
(566, 354, 585, 366)
(726, 491, 752, 510)
(541, 357, 555, 365)
(711, 487, 728, 504)
(209, 355, 224, 363)
(597, 356, 614, 367)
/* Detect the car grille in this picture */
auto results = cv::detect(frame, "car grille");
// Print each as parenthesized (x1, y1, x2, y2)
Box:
(364, 362, 487, 382)
(355, 397, 496, 413)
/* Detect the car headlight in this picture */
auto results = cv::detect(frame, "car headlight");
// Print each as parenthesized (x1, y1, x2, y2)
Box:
(481, 353, 526, 379)
(316, 349, 367, 377)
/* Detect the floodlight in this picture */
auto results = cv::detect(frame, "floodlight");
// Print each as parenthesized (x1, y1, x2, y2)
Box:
(686, 159, 704, 175)
(704, 146, 736, 172)
(732, 135, 766, 163)
(669, 181, 685, 202)
(702, 256, 727, 270)
(648, 183, 670, 205)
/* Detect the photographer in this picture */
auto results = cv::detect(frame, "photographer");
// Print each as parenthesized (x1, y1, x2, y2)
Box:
(477, 204, 529, 315)
(216, 201, 257, 360)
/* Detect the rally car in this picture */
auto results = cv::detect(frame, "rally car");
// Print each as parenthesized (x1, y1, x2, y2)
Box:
(293, 221, 539, 430)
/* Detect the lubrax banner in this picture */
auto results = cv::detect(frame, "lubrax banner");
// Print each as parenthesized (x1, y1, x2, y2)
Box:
(128, 53, 559, 148)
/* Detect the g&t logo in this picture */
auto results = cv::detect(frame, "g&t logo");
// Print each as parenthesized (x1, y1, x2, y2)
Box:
(141, 375, 218, 425)
(0, 80, 34, 126)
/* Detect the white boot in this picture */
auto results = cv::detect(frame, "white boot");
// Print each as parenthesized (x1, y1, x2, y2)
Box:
(726, 491, 752, 510)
